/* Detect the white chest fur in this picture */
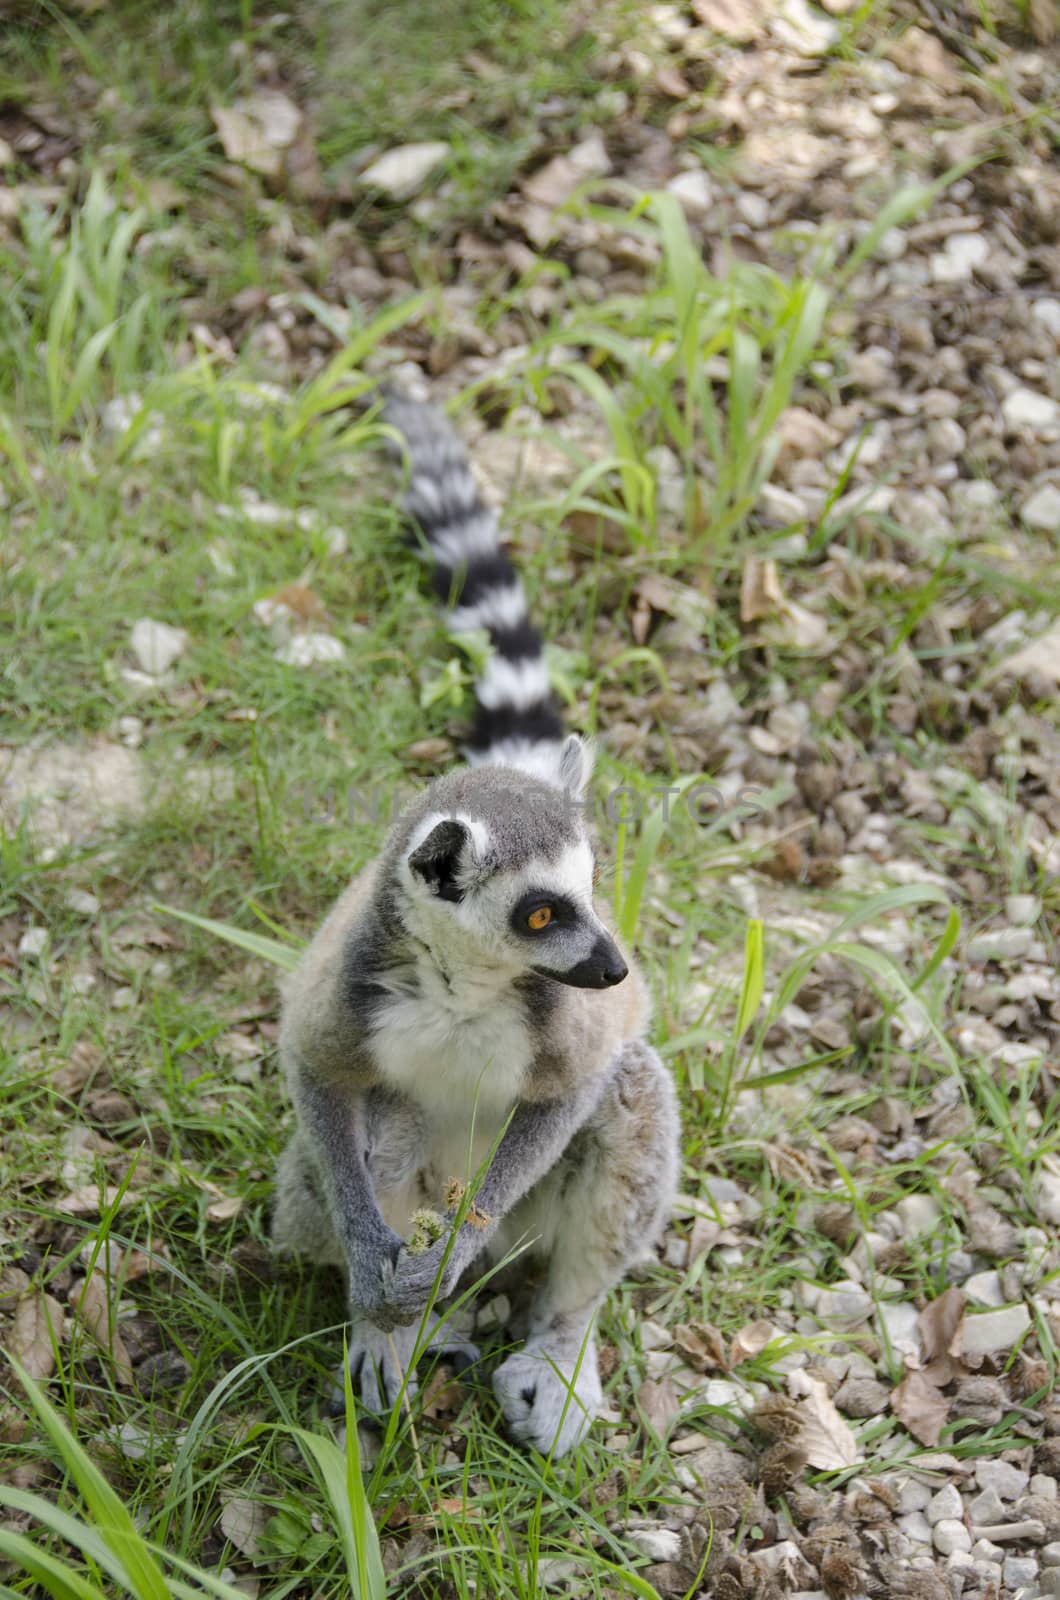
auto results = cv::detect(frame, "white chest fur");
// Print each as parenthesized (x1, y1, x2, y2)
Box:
(367, 957, 532, 1231)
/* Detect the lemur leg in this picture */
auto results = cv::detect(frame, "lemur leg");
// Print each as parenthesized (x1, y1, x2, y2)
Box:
(272, 1125, 479, 1414)
(491, 1040, 679, 1456)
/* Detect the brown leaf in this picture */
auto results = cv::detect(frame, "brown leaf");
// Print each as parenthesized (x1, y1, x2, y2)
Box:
(786, 1370, 860, 1469)
(50, 1039, 104, 1096)
(1029, 0, 1056, 42)
(220, 1495, 268, 1559)
(655, 65, 692, 98)
(674, 1321, 728, 1373)
(206, 1195, 244, 1223)
(8, 1292, 63, 1381)
(521, 134, 610, 210)
(419, 1369, 465, 1419)
(730, 1320, 776, 1367)
(211, 92, 303, 177)
(740, 556, 786, 624)
(919, 1287, 966, 1364)
(56, 1184, 131, 1216)
(891, 1369, 950, 1447)
(637, 1375, 680, 1434)
(73, 1275, 134, 1387)
(740, 555, 830, 650)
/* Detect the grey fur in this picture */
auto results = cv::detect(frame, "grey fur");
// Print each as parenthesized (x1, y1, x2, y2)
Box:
(270, 394, 681, 1456)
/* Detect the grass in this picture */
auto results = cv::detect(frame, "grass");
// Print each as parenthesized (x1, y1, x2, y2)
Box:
(2, 1, 1059, 1596)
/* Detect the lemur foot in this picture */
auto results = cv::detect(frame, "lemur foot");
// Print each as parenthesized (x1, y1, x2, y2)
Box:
(333, 1314, 480, 1416)
(492, 1335, 602, 1457)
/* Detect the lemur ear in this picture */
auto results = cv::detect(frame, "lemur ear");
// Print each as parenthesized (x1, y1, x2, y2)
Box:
(407, 818, 474, 903)
(557, 734, 594, 800)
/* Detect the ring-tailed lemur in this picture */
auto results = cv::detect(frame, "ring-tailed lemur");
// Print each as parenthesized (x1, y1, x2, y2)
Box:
(272, 391, 680, 1456)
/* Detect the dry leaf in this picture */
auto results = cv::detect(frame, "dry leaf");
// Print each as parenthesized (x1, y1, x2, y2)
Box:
(891, 1368, 949, 1447)
(674, 1321, 728, 1373)
(655, 65, 692, 98)
(206, 1195, 244, 1223)
(919, 1286, 965, 1364)
(9, 1292, 64, 1381)
(740, 556, 787, 623)
(637, 1375, 680, 1434)
(211, 92, 303, 177)
(0, 1267, 31, 1304)
(56, 1184, 131, 1216)
(786, 1370, 860, 1469)
(730, 1320, 776, 1367)
(419, 1369, 465, 1419)
(522, 134, 610, 210)
(1029, 0, 1056, 42)
(73, 1275, 134, 1387)
(740, 556, 830, 650)
(692, 0, 766, 41)
(220, 1495, 268, 1559)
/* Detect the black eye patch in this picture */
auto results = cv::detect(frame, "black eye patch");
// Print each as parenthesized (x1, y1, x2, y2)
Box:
(509, 892, 579, 937)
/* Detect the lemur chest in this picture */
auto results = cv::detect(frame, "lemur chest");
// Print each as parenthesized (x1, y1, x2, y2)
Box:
(366, 980, 532, 1236)
(368, 975, 532, 1128)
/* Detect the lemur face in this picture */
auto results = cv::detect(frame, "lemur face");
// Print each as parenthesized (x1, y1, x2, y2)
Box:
(396, 758, 628, 991)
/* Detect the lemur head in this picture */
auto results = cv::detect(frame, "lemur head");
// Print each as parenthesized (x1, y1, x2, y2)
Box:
(390, 736, 628, 991)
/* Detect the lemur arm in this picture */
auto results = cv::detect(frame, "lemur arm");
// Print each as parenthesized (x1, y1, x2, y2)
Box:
(379, 1071, 608, 1325)
(294, 1071, 406, 1322)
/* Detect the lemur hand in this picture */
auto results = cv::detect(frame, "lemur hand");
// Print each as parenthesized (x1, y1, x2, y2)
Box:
(346, 1225, 407, 1330)
(378, 1232, 465, 1326)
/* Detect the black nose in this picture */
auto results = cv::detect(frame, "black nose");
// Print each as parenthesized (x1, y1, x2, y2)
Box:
(601, 958, 628, 987)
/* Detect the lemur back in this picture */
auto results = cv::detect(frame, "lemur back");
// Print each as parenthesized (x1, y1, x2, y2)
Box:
(272, 389, 679, 1457)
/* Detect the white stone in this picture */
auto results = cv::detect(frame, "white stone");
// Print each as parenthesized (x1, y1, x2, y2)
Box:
(771, 0, 838, 56)
(896, 1194, 941, 1233)
(1042, 1540, 1060, 1565)
(1002, 386, 1060, 433)
(969, 1489, 1006, 1525)
(18, 926, 49, 959)
(877, 1301, 922, 1359)
(130, 618, 188, 677)
(1004, 1555, 1040, 1588)
(934, 1518, 972, 1555)
(274, 632, 346, 668)
(1022, 483, 1060, 531)
(117, 715, 143, 749)
(929, 1483, 964, 1524)
(963, 1270, 1005, 1307)
(930, 231, 989, 283)
(976, 1459, 1030, 1500)
(897, 1478, 932, 1513)
(754, 1539, 807, 1573)
(1005, 893, 1042, 925)
(967, 927, 1033, 962)
(815, 1281, 873, 1327)
(628, 1528, 682, 1563)
(1032, 299, 1060, 339)
(666, 170, 714, 217)
(961, 1304, 1031, 1356)
(360, 142, 449, 200)
(1031, 1477, 1058, 1502)
(65, 890, 100, 917)
(898, 1510, 933, 1546)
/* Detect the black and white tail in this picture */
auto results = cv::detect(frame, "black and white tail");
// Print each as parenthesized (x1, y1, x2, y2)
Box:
(383, 390, 576, 786)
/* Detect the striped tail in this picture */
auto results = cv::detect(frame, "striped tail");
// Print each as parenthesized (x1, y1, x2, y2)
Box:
(383, 390, 573, 785)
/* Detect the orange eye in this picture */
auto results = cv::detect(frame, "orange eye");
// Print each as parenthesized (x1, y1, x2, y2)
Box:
(527, 906, 553, 931)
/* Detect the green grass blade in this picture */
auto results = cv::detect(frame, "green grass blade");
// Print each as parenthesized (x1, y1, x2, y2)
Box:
(0, 1531, 109, 1600)
(734, 918, 765, 1040)
(154, 904, 305, 970)
(0, 1486, 132, 1591)
(6, 1360, 169, 1600)
(291, 1404, 386, 1598)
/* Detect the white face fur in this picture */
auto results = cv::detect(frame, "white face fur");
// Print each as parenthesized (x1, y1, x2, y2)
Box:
(397, 814, 627, 992)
